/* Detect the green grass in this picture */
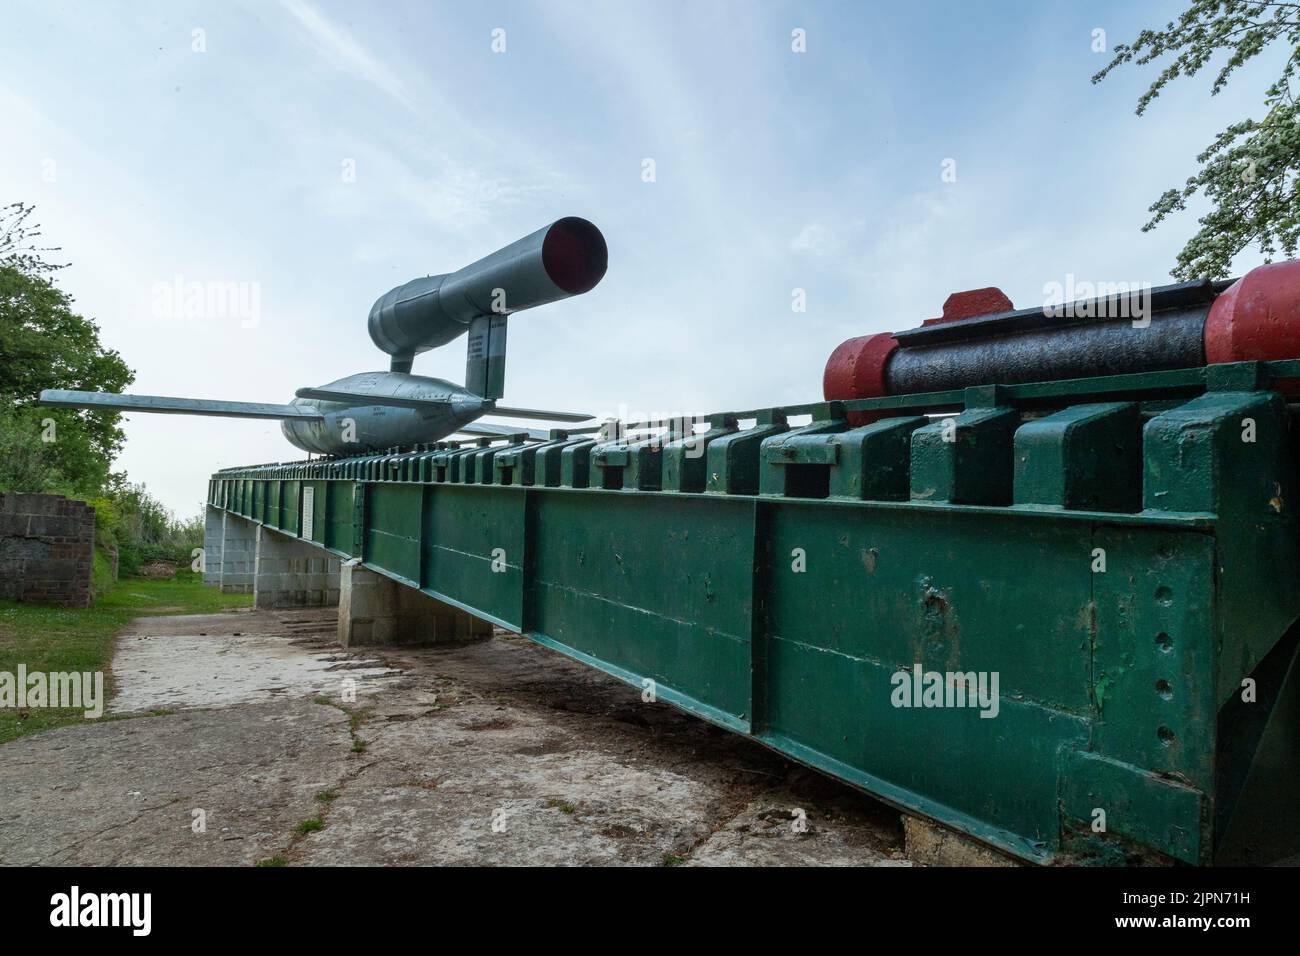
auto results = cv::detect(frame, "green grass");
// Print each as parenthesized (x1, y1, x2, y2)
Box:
(91, 547, 115, 597)
(313, 697, 371, 755)
(0, 570, 251, 745)
(294, 816, 325, 835)
(256, 856, 288, 867)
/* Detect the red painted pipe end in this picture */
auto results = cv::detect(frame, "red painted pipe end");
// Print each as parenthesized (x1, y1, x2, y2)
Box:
(823, 287, 1011, 424)
(1205, 260, 1300, 364)
(823, 332, 898, 425)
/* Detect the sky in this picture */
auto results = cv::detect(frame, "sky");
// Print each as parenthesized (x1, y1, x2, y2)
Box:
(0, 0, 1284, 516)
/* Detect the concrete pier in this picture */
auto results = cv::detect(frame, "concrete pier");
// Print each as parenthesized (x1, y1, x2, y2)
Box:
(201, 510, 487, 640)
(338, 558, 491, 647)
(202, 505, 224, 586)
(253, 525, 341, 609)
(217, 512, 256, 594)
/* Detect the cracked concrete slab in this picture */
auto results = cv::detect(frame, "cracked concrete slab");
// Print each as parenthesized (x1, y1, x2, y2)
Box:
(0, 608, 910, 866)
(108, 608, 401, 714)
(684, 780, 914, 867)
(0, 699, 350, 865)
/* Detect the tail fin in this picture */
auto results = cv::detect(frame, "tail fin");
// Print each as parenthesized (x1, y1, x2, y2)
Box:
(485, 405, 591, 423)
(465, 314, 508, 399)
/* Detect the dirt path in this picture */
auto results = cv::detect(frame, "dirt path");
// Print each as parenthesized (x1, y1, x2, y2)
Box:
(0, 608, 910, 866)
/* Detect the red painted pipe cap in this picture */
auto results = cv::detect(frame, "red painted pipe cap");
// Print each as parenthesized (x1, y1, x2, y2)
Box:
(1205, 260, 1300, 365)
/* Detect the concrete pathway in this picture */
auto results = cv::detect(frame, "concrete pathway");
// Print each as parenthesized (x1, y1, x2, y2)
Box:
(0, 607, 912, 866)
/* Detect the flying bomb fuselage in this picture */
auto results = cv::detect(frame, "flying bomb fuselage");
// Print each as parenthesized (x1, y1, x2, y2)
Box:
(282, 371, 488, 455)
(36, 217, 607, 457)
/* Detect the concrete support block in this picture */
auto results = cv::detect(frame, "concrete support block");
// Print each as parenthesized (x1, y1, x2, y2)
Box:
(902, 816, 1017, 867)
(338, 558, 492, 648)
(253, 525, 341, 609)
(219, 512, 256, 594)
(203, 505, 224, 586)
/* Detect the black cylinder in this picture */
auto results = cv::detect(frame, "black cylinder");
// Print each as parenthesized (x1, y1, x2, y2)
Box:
(886, 307, 1209, 394)
(881, 279, 1228, 395)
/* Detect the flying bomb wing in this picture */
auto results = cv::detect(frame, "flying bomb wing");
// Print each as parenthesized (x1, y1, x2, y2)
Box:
(293, 387, 591, 423)
(39, 389, 324, 420)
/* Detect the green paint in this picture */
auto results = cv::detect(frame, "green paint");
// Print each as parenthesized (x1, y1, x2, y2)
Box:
(207, 361, 1300, 865)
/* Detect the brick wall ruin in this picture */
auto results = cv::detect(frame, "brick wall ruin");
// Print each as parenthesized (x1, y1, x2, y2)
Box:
(0, 492, 96, 608)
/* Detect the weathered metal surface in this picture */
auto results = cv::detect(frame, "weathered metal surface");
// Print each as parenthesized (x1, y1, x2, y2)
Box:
(887, 303, 1208, 394)
(367, 217, 607, 373)
(208, 360, 1300, 865)
(825, 263, 1300, 406)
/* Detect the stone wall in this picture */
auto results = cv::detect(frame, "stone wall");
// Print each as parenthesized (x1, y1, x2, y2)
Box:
(0, 492, 96, 608)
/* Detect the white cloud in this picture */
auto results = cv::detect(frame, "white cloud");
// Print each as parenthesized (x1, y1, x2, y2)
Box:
(277, 0, 418, 113)
(791, 222, 832, 256)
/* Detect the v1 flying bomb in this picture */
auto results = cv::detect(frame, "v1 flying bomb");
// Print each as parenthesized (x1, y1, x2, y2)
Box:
(40, 217, 608, 456)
